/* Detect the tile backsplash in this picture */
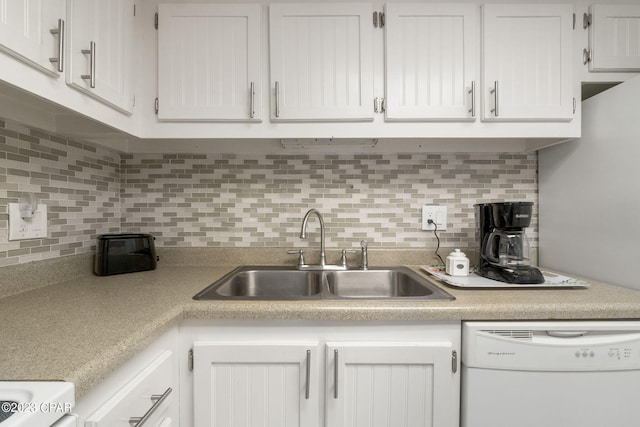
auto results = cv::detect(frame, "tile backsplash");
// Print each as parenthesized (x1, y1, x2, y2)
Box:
(1, 118, 538, 266)
(0, 120, 120, 267)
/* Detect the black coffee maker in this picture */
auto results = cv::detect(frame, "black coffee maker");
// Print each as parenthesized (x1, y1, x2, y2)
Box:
(475, 202, 544, 284)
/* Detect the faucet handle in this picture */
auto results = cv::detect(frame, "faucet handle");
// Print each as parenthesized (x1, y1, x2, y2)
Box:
(360, 240, 369, 270)
(287, 249, 305, 267)
(340, 249, 358, 267)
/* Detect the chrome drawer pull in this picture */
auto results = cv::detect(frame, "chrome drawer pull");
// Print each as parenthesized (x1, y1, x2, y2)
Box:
(129, 387, 172, 426)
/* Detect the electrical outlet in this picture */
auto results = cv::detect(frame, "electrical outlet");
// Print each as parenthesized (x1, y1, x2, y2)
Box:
(8, 203, 48, 240)
(421, 205, 447, 231)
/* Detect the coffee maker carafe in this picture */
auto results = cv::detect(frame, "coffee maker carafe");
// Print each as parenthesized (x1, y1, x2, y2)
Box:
(475, 202, 544, 284)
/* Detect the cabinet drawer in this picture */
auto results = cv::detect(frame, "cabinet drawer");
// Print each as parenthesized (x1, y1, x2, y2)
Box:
(85, 350, 174, 427)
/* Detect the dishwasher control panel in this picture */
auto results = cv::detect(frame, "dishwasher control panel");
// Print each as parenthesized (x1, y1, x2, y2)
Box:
(463, 321, 640, 371)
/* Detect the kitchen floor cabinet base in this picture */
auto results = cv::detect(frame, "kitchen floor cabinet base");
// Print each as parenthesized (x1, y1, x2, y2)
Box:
(182, 320, 460, 427)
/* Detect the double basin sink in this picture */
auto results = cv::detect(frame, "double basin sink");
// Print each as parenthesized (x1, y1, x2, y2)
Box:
(193, 266, 454, 301)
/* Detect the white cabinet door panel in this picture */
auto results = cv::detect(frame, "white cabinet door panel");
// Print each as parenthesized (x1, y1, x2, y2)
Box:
(482, 4, 573, 121)
(0, 0, 65, 76)
(385, 4, 477, 121)
(589, 4, 640, 71)
(67, 0, 134, 113)
(193, 341, 320, 427)
(270, 3, 373, 121)
(158, 4, 262, 121)
(325, 342, 459, 427)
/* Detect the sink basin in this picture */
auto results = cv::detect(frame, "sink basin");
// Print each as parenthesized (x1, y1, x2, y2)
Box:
(325, 268, 454, 300)
(193, 267, 323, 299)
(194, 266, 454, 301)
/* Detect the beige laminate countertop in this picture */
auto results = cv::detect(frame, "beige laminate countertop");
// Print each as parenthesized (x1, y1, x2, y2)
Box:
(2, 264, 640, 398)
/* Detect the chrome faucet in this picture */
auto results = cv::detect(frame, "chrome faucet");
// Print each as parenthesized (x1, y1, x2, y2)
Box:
(300, 208, 327, 267)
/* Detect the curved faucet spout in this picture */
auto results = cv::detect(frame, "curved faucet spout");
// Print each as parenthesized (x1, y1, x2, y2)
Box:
(300, 208, 326, 266)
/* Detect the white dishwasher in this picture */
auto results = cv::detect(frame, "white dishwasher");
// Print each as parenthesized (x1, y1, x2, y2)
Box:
(462, 321, 640, 427)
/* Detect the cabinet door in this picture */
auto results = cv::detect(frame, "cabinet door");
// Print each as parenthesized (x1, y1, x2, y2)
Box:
(157, 4, 262, 121)
(0, 0, 65, 76)
(325, 342, 459, 427)
(384, 4, 477, 121)
(588, 4, 640, 71)
(482, 4, 573, 121)
(269, 3, 373, 121)
(193, 341, 320, 427)
(66, 0, 135, 113)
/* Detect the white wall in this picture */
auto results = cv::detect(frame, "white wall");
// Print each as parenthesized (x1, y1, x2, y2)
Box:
(539, 76, 640, 289)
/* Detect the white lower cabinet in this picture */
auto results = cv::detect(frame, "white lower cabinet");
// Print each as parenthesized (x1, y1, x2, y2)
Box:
(74, 327, 179, 427)
(193, 342, 320, 427)
(186, 320, 460, 427)
(326, 342, 458, 427)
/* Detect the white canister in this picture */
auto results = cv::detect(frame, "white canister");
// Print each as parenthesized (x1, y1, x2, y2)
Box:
(445, 249, 470, 276)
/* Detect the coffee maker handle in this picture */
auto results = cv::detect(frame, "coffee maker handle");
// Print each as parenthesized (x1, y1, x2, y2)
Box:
(483, 232, 501, 264)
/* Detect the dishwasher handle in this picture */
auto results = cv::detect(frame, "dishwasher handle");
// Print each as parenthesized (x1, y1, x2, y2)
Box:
(546, 331, 588, 338)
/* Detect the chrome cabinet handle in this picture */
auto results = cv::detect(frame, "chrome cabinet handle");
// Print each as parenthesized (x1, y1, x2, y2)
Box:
(490, 81, 499, 117)
(81, 41, 96, 88)
(129, 387, 172, 427)
(305, 350, 311, 400)
(49, 19, 64, 72)
(249, 81, 255, 119)
(274, 81, 280, 118)
(468, 81, 476, 118)
(333, 349, 339, 399)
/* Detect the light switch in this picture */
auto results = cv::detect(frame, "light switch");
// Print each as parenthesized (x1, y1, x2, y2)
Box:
(8, 203, 48, 240)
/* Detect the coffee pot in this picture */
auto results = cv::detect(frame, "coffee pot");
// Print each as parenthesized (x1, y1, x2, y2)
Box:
(483, 230, 532, 268)
(475, 202, 544, 284)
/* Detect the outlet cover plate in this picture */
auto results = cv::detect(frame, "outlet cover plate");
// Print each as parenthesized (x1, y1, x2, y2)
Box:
(421, 205, 447, 231)
(8, 203, 48, 240)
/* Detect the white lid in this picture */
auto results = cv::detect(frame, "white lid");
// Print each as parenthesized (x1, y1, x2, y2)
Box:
(448, 248, 467, 258)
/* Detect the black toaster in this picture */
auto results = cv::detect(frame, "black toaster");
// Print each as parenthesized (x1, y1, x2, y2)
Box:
(94, 233, 158, 276)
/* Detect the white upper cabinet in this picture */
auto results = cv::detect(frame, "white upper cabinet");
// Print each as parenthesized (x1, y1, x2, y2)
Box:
(586, 4, 640, 71)
(66, 0, 135, 114)
(384, 4, 478, 121)
(157, 4, 262, 121)
(269, 3, 374, 121)
(0, 0, 66, 76)
(482, 4, 574, 121)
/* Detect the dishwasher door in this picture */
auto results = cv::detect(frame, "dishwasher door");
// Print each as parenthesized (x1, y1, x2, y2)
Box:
(462, 321, 640, 427)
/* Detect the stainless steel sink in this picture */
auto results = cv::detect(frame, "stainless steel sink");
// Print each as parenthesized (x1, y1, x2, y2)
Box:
(193, 267, 324, 300)
(193, 266, 454, 301)
(325, 268, 454, 300)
